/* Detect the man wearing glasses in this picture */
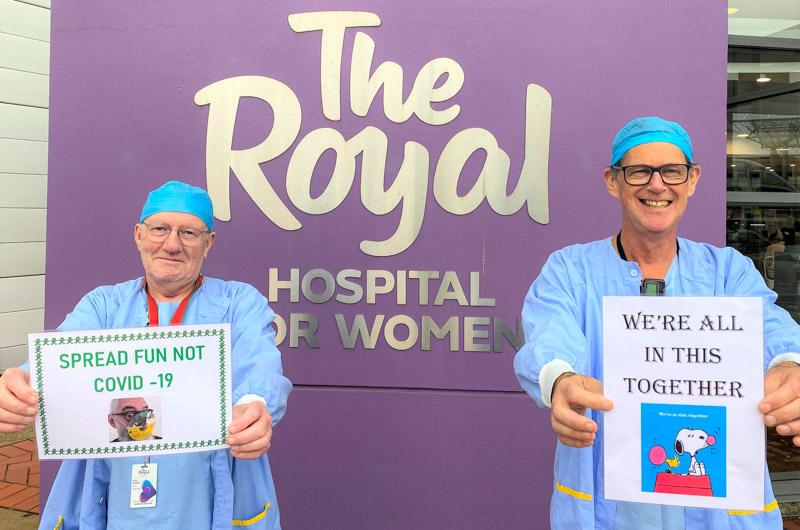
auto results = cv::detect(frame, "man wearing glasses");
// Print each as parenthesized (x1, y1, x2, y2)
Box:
(108, 397, 161, 443)
(0, 181, 292, 529)
(514, 117, 800, 529)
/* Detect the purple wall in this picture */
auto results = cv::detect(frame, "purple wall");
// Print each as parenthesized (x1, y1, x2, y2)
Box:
(44, 1, 726, 526)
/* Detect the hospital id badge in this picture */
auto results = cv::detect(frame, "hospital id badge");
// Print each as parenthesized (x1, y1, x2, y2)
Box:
(130, 463, 158, 508)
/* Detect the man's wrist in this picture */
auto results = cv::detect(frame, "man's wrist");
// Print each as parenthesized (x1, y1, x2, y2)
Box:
(540, 359, 576, 408)
(554, 371, 578, 388)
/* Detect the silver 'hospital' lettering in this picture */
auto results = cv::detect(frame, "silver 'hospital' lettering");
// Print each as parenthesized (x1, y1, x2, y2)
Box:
(267, 267, 495, 306)
(195, 11, 552, 256)
(266, 267, 524, 353)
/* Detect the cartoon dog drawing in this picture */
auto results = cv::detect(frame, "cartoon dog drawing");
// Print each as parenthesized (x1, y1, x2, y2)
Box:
(674, 428, 716, 476)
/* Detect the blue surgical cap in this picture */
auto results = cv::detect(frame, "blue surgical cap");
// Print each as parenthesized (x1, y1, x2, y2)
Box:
(140, 181, 214, 230)
(611, 117, 693, 165)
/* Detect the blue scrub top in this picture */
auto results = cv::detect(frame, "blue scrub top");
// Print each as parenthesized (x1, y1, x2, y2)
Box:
(107, 301, 214, 529)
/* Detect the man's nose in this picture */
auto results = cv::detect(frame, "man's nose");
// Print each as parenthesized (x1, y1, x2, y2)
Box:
(647, 170, 667, 191)
(162, 229, 183, 251)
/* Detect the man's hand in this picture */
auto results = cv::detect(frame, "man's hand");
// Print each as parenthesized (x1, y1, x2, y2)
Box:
(550, 372, 613, 448)
(761, 362, 800, 446)
(0, 368, 38, 432)
(227, 400, 273, 460)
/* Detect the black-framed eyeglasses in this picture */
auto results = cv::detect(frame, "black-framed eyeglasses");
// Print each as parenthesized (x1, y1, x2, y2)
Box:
(611, 164, 694, 186)
(140, 222, 209, 245)
(111, 408, 151, 424)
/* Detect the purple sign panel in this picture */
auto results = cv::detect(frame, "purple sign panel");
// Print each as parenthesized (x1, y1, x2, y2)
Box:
(195, 11, 551, 390)
(46, 1, 725, 526)
(49, 1, 725, 390)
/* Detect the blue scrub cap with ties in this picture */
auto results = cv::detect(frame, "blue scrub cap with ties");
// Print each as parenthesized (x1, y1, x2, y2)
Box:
(611, 117, 693, 166)
(139, 181, 214, 231)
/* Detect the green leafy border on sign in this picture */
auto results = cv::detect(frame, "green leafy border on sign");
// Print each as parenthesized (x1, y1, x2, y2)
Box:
(37, 327, 228, 456)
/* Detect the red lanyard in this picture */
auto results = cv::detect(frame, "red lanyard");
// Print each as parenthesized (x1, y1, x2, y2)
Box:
(143, 274, 203, 327)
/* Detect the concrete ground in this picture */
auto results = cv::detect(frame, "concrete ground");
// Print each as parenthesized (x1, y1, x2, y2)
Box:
(0, 507, 37, 530)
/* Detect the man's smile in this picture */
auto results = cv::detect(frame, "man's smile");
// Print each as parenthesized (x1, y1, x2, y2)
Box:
(640, 199, 671, 208)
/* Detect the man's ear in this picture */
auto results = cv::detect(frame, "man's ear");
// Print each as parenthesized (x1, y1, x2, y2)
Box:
(203, 232, 216, 259)
(687, 164, 701, 198)
(604, 167, 621, 199)
(133, 223, 144, 250)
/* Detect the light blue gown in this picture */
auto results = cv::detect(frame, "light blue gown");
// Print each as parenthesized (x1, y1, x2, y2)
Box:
(36, 277, 292, 529)
(514, 237, 796, 529)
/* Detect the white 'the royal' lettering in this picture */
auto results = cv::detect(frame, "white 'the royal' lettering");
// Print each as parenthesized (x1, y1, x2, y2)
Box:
(194, 11, 551, 256)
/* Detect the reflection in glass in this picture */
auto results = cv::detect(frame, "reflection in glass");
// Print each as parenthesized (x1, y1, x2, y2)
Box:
(727, 39, 800, 320)
(727, 205, 800, 318)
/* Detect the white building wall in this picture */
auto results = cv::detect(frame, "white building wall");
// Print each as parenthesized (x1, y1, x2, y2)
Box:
(0, 0, 50, 369)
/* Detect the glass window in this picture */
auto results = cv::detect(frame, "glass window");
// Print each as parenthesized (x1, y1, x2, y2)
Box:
(728, 2, 800, 499)
(727, 3, 800, 318)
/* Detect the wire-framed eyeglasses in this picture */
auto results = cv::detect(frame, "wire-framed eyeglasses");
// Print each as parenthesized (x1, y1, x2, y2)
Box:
(611, 163, 694, 186)
(140, 222, 209, 245)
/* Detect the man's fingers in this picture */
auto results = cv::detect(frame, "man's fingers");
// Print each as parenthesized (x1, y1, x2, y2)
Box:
(761, 378, 800, 415)
(550, 411, 596, 448)
(764, 362, 799, 390)
(5, 384, 37, 406)
(763, 363, 800, 407)
(1, 422, 29, 431)
(761, 365, 800, 434)
(551, 396, 598, 449)
(228, 402, 264, 434)
(559, 379, 613, 414)
(552, 400, 594, 433)
(231, 434, 271, 453)
(0, 408, 35, 426)
(549, 375, 611, 449)
(228, 417, 270, 445)
(1, 367, 33, 390)
(227, 401, 273, 459)
(764, 397, 800, 428)
(229, 415, 273, 460)
(580, 376, 605, 396)
(774, 417, 800, 437)
(550, 416, 596, 446)
(231, 448, 268, 460)
(761, 382, 799, 414)
(228, 409, 254, 434)
(557, 434, 595, 448)
(227, 401, 272, 447)
(230, 430, 272, 456)
(0, 369, 38, 418)
(0, 374, 37, 433)
(0, 394, 37, 417)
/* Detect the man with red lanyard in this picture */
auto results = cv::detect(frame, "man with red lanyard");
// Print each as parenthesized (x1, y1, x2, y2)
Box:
(0, 181, 292, 529)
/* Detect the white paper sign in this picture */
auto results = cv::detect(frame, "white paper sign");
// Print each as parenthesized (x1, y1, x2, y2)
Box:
(29, 324, 233, 459)
(603, 296, 764, 511)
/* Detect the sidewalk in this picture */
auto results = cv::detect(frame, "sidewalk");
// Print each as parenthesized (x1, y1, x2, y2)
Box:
(0, 425, 38, 529)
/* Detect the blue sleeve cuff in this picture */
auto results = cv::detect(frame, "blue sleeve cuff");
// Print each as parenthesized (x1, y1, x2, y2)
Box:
(768, 352, 800, 370)
(235, 394, 267, 407)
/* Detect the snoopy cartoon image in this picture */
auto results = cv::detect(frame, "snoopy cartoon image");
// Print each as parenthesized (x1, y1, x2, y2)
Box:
(674, 428, 715, 476)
